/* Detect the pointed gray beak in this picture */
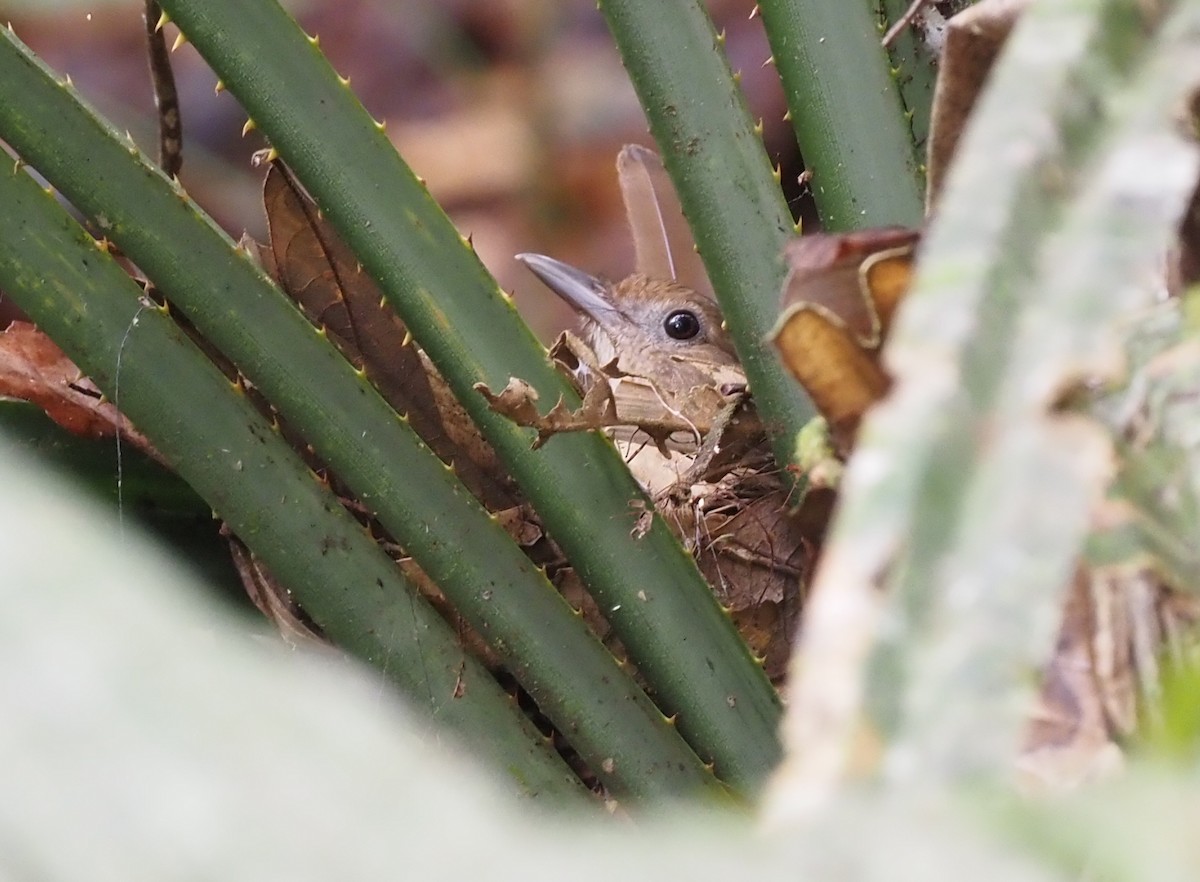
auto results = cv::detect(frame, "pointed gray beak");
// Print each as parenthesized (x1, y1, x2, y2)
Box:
(515, 253, 619, 325)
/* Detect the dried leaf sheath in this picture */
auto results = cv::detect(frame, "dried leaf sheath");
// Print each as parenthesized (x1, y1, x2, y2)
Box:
(618, 144, 715, 301)
(263, 164, 516, 511)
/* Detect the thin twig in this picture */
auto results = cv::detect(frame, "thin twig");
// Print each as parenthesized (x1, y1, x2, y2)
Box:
(143, 0, 183, 177)
(882, 0, 935, 48)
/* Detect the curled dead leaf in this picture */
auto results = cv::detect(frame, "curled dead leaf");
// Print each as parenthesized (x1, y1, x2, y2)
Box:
(771, 228, 919, 446)
(926, 0, 1032, 207)
(262, 162, 517, 511)
(0, 321, 161, 463)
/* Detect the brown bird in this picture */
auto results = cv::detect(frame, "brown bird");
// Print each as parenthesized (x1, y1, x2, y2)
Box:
(519, 147, 804, 681)
(517, 146, 750, 494)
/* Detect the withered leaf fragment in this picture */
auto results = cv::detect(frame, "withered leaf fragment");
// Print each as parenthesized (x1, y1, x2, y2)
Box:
(617, 143, 715, 301)
(771, 227, 919, 447)
(0, 321, 161, 462)
(926, 0, 1032, 206)
(262, 162, 515, 510)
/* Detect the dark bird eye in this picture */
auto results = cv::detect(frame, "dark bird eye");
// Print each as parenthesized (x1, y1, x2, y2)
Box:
(663, 309, 701, 341)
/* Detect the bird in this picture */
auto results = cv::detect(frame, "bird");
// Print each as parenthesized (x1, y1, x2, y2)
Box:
(516, 145, 754, 495)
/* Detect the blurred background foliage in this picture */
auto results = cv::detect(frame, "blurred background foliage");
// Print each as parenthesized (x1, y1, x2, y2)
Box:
(0, 0, 810, 340)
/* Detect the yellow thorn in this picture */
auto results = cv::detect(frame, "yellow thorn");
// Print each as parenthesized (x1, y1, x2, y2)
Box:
(732, 70, 742, 85)
(306, 32, 320, 47)
(214, 79, 225, 95)
(772, 164, 782, 183)
(63, 72, 73, 87)
(401, 330, 413, 347)
(749, 4, 759, 19)
(753, 118, 764, 136)
(354, 366, 368, 380)
(374, 118, 387, 132)
(265, 147, 279, 162)
(761, 55, 775, 69)
(155, 10, 169, 31)
(717, 28, 726, 46)
(783, 109, 792, 122)
(170, 31, 187, 52)
(338, 74, 351, 86)
(241, 118, 256, 137)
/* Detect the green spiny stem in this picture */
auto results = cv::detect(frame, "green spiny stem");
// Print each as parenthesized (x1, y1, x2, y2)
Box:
(0, 158, 587, 803)
(878, 0, 942, 170)
(152, 0, 783, 789)
(757, 0, 925, 231)
(598, 0, 816, 476)
(0, 27, 731, 802)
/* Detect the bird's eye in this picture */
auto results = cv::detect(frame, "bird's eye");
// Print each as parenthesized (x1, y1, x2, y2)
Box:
(663, 309, 701, 341)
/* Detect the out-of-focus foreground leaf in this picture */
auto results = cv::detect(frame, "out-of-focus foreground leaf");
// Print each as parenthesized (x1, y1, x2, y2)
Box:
(768, 0, 1200, 824)
(2, 434, 1084, 879)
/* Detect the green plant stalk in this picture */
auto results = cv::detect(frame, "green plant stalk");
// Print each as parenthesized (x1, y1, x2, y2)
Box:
(598, 0, 815, 475)
(783, 0, 1200, 793)
(0, 31, 728, 802)
(154, 0, 783, 789)
(757, 0, 925, 231)
(878, 0, 942, 166)
(0, 160, 586, 803)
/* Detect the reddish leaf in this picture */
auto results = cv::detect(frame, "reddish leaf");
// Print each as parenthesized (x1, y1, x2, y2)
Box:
(0, 321, 160, 461)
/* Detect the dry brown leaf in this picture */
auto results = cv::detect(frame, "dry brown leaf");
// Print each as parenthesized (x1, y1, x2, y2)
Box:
(0, 321, 161, 463)
(262, 162, 517, 511)
(617, 144, 715, 301)
(693, 489, 811, 683)
(477, 330, 751, 455)
(926, 0, 1032, 207)
(772, 229, 919, 446)
(473, 374, 638, 450)
(227, 534, 327, 648)
(1017, 569, 1126, 794)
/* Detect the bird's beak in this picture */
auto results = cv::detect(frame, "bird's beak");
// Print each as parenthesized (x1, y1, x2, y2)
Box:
(515, 253, 619, 326)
